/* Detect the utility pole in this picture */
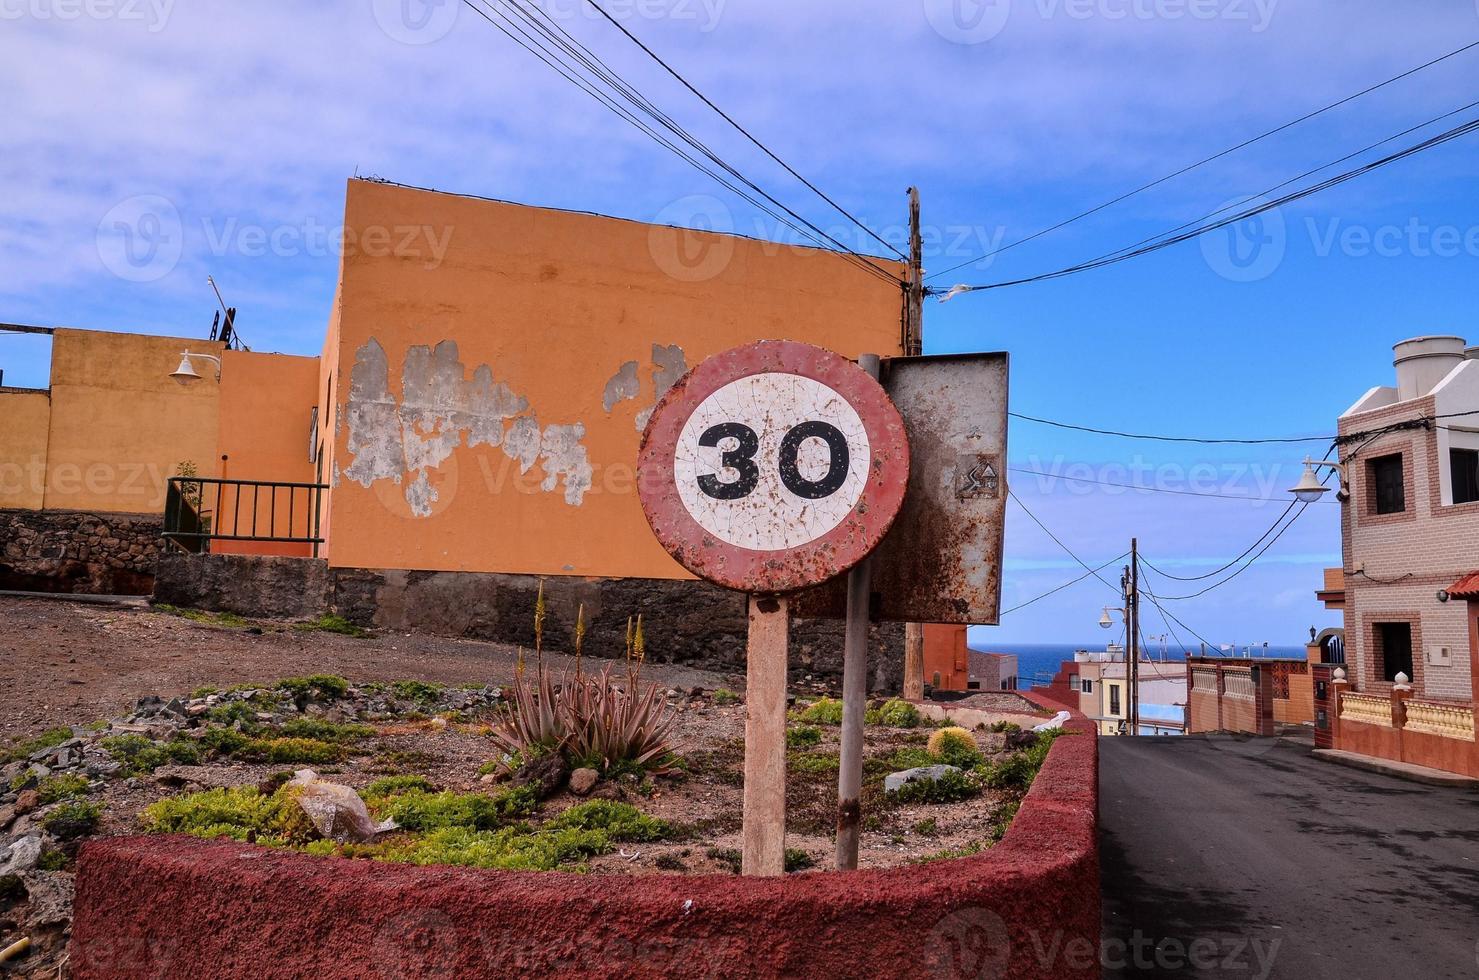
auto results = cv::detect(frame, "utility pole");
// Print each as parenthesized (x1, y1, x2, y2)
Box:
(1128, 538, 1140, 736)
(901, 187, 926, 701)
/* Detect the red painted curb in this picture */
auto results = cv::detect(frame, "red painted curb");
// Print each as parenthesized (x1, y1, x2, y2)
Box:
(71, 722, 1098, 979)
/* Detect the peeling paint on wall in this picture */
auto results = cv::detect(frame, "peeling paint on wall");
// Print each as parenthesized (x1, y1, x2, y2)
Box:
(342, 338, 406, 488)
(341, 338, 592, 512)
(606, 343, 688, 432)
(602, 360, 639, 412)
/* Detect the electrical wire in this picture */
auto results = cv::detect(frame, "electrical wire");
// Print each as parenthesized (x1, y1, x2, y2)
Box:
(498, 0, 901, 283)
(579, 0, 906, 262)
(1009, 411, 1332, 445)
(1141, 503, 1311, 601)
(1091, 97, 1479, 267)
(460, 0, 901, 286)
(999, 551, 1130, 617)
(1009, 465, 1337, 507)
(935, 116, 1479, 296)
(1139, 579, 1223, 656)
(925, 38, 1479, 282)
(1008, 488, 1125, 595)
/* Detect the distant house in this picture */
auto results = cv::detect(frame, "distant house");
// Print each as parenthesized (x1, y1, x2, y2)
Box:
(1067, 646, 1186, 736)
(1321, 335, 1479, 777)
(920, 625, 1018, 692)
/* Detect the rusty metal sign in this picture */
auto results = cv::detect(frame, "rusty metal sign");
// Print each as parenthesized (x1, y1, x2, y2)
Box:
(637, 340, 909, 594)
(795, 352, 1009, 624)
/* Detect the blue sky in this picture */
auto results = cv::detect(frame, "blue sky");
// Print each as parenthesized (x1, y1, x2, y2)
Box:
(3, 0, 1477, 647)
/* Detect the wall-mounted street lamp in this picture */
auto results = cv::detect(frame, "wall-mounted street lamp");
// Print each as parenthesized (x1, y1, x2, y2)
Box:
(1288, 456, 1350, 504)
(170, 350, 222, 387)
(1099, 605, 1124, 630)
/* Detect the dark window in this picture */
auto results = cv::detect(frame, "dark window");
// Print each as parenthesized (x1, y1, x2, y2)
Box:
(1081, 679, 1094, 694)
(1452, 448, 1479, 505)
(1375, 622, 1414, 682)
(1367, 454, 1406, 514)
(1109, 685, 1121, 716)
(966, 680, 980, 690)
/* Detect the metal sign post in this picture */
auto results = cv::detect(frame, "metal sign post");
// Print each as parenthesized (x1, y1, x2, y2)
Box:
(638, 340, 908, 875)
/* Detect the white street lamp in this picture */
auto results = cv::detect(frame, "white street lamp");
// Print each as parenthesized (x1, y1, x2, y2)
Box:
(1288, 456, 1349, 503)
(170, 350, 222, 386)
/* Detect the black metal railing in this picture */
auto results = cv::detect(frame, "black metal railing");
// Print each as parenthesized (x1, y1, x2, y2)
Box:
(163, 477, 326, 555)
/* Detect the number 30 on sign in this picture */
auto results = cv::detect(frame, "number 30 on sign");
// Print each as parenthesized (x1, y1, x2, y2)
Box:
(638, 340, 910, 594)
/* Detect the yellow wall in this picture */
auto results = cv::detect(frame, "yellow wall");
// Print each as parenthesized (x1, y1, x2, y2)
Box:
(327, 179, 906, 578)
(211, 350, 321, 556)
(0, 389, 51, 509)
(43, 329, 223, 514)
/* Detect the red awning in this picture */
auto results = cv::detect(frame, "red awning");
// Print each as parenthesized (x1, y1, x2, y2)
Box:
(1448, 571, 1479, 599)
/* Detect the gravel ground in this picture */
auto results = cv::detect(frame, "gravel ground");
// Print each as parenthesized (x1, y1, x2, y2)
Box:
(0, 593, 733, 743)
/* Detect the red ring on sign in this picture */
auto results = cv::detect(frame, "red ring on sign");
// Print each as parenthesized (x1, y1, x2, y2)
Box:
(637, 340, 909, 594)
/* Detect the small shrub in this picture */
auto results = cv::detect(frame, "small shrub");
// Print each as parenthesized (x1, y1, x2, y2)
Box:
(276, 675, 351, 702)
(199, 727, 252, 757)
(654, 853, 686, 871)
(293, 615, 369, 638)
(790, 752, 840, 774)
(913, 817, 938, 836)
(277, 719, 375, 743)
(100, 735, 201, 775)
(37, 849, 70, 872)
(796, 697, 843, 726)
(377, 786, 537, 832)
(913, 840, 989, 863)
(986, 720, 1022, 733)
(784, 848, 815, 872)
(870, 698, 921, 728)
(36, 773, 91, 804)
(706, 847, 742, 874)
(391, 680, 444, 705)
(190, 686, 219, 699)
(927, 727, 983, 767)
(379, 825, 611, 871)
(236, 737, 345, 766)
(3, 726, 73, 763)
(362, 775, 437, 802)
(711, 688, 741, 706)
(546, 800, 669, 842)
(786, 725, 822, 749)
(44, 800, 103, 840)
(890, 768, 978, 805)
(205, 701, 265, 728)
(142, 786, 315, 846)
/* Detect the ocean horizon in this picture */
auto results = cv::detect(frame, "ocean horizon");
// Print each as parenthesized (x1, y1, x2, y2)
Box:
(966, 640, 1311, 689)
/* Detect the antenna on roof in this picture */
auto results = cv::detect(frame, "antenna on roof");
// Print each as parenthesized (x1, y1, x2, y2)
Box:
(206, 276, 248, 352)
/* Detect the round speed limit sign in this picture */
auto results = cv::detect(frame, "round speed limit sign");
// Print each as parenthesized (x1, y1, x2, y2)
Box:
(637, 340, 909, 593)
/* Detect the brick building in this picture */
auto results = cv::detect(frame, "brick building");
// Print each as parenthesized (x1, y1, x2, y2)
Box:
(1323, 335, 1479, 776)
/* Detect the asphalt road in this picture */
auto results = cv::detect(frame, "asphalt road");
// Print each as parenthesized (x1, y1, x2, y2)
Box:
(1100, 735, 1479, 979)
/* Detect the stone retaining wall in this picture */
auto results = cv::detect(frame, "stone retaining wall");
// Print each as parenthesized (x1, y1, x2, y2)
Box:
(155, 554, 904, 689)
(0, 508, 162, 595)
(71, 695, 1099, 979)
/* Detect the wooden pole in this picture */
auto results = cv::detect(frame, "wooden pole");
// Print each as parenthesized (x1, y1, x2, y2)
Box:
(835, 354, 880, 870)
(1129, 538, 1140, 736)
(743, 594, 790, 876)
(902, 187, 927, 702)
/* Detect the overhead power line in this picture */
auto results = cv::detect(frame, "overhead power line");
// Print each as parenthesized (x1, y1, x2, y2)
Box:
(1010, 411, 1332, 445)
(460, 0, 901, 286)
(926, 38, 1479, 282)
(1008, 489, 1124, 595)
(579, 0, 905, 261)
(935, 115, 1479, 296)
(1009, 465, 1336, 507)
(999, 551, 1130, 617)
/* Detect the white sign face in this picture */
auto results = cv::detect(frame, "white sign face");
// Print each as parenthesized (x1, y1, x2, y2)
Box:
(673, 373, 871, 552)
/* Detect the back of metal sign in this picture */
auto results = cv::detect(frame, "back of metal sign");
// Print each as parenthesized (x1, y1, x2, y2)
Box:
(794, 352, 1008, 624)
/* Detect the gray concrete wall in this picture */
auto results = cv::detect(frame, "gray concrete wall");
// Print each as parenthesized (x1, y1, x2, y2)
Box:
(153, 552, 332, 621)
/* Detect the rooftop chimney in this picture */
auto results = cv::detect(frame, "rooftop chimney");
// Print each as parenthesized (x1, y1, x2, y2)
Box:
(1393, 336, 1466, 400)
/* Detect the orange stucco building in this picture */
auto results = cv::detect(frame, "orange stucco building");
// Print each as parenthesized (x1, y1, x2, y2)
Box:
(2, 179, 910, 683)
